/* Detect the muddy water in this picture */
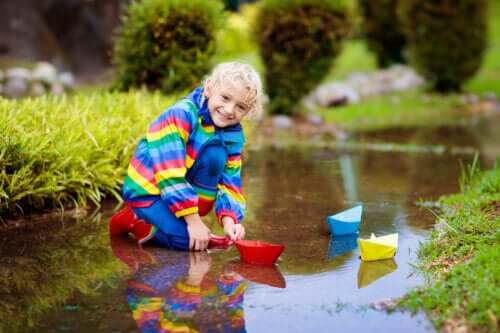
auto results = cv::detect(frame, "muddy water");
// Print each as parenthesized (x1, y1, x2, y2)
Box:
(0, 148, 480, 333)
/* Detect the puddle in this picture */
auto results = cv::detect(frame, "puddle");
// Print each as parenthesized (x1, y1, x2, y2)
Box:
(0, 147, 482, 333)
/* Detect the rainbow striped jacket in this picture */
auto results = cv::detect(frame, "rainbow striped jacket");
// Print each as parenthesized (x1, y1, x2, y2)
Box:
(122, 87, 246, 224)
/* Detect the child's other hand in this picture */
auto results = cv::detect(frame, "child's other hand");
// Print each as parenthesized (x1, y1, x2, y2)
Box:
(222, 217, 245, 241)
(185, 214, 211, 251)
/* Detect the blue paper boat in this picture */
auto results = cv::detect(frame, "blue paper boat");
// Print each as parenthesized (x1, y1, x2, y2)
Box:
(327, 205, 363, 236)
(327, 234, 358, 259)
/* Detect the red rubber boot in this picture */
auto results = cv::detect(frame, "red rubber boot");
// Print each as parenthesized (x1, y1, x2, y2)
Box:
(130, 220, 157, 245)
(109, 206, 137, 236)
(109, 206, 156, 244)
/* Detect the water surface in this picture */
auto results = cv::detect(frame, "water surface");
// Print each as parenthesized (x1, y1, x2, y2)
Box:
(0, 147, 480, 333)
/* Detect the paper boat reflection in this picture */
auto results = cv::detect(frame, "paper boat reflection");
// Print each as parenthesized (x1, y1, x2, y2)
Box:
(327, 234, 358, 259)
(231, 262, 286, 288)
(357, 259, 398, 288)
(327, 205, 363, 236)
(358, 233, 398, 261)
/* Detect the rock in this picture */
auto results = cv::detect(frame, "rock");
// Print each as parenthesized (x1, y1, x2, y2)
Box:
(483, 91, 497, 102)
(271, 115, 293, 129)
(4, 77, 29, 98)
(371, 298, 398, 311)
(306, 113, 323, 126)
(314, 82, 360, 107)
(30, 82, 46, 96)
(51, 83, 65, 96)
(6, 67, 32, 80)
(32, 62, 58, 84)
(59, 72, 76, 88)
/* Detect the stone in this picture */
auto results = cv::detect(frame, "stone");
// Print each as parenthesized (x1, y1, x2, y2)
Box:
(306, 113, 323, 126)
(6, 67, 31, 80)
(315, 82, 360, 107)
(4, 77, 29, 98)
(59, 72, 76, 88)
(483, 91, 497, 102)
(32, 62, 58, 84)
(271, 115, 293, 129)
(30, 82, 46, 96)
(51, 83, 65, 96)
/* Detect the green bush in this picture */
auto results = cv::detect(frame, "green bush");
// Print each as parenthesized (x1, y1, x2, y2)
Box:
(255, 0, 350, 115)
(0, 91, 175, 217)
(112, 0, 224, 93)
(398, 0, 489, 92)
(359, 0, 406, 68)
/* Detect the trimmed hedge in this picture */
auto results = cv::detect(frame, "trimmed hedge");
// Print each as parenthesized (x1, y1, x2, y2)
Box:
(359, 0, 406, 68)
(255, 0, 350, 115)
(112, 0, 224, 93)
(399, 0, 489, 92)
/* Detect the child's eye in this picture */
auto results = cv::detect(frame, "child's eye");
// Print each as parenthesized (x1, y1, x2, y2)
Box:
(237, 104, 248, 113)
(222, 95, 229, 101)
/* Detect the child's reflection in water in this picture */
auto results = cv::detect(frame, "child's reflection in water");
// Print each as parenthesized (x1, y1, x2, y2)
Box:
(110, 236, 246, 333)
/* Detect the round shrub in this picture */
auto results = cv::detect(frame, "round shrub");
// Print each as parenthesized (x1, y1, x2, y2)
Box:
(112, 0, 224, 93)
(256, 0, 350, 115)
(398, 0, 488, 92)
(359, 0, 406, 68)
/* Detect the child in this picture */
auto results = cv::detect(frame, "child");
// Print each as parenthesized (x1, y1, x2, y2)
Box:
(110, 62, 263, 252)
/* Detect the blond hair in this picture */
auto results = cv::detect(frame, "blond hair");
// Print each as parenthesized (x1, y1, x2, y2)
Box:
(203, 62, 264, 118)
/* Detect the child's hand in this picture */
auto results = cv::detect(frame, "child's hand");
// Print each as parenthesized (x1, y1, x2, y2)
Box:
(222, 217, 245, 241)
(185, 214, 211, 251)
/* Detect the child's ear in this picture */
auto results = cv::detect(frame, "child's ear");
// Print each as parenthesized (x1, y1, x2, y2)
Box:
(203, 80, 212, 98)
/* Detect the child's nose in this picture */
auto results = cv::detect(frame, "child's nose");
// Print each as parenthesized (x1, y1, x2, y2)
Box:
(226, 103, 237, 114)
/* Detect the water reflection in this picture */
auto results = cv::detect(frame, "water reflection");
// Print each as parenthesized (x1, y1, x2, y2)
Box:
(327, 235, 358, 259)
(110, 236, 286, 333)
(4, 146, 475, 332)
(357, 259, 398, 288)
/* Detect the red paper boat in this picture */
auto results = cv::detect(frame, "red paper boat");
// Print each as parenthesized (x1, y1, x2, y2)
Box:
(208, 234, 234, 249)
(235, 240, 285, 266)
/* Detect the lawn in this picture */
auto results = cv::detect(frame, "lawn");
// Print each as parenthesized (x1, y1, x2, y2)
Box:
(400, 162, 500, 332)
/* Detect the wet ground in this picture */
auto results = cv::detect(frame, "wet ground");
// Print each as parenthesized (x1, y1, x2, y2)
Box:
(1, 144, 488, 333)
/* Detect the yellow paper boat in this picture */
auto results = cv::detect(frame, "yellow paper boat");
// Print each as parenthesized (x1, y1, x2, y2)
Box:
(357, 259, 398, 288)
(358, 233, 398, 261)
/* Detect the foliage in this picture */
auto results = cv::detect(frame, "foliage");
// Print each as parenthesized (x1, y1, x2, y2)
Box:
(398, 0, 489, 92)
(112, 0, 224, 93)
(216, 3, 259, 62)
(0, 91, 176, 217)
(401, 165, 500, 332)
(358, 0, 406, 67)
(465, 0, 500, 94)
(255, 0, 351, 115)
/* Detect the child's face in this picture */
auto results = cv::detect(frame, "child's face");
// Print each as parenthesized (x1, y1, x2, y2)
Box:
(205, 81, 252, 128)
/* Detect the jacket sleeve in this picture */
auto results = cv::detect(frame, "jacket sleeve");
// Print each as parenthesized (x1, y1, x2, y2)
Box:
(215, 151, 246, 225)
(146, 105, 199, 218)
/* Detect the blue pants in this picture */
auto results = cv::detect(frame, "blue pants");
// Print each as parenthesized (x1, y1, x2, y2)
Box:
(133, 143, 227, 250)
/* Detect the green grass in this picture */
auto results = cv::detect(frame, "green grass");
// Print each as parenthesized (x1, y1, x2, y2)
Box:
(321, 90, 471, 131)
(400, 162, 500, 332)
(0, 91, 177, 217)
